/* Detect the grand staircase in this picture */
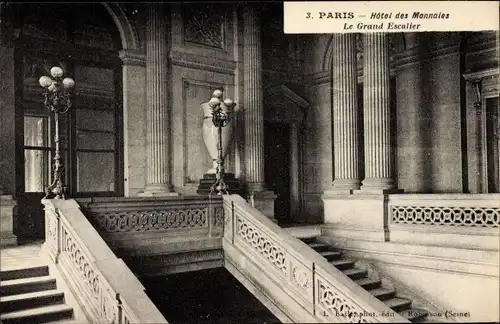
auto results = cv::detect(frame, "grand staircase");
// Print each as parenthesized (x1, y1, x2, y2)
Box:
(300, 236, 430, 323)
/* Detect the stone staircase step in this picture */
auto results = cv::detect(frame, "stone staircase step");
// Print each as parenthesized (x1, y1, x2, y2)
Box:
(341, 268, 368, 280)
(354, 277, 382, 290)
(0, 275, 57, 296)
(0, 266, 49, 281)
(306, 238, 429, 322)
(329, 259, 355, 270)
(399, 308, 430, 322)
(299, 237, 318, 244)
(318, 250, 342, 261)
(0, 289, 65, 313)
(383, 297, 412, 312)
(306, 242, 331, 252)
(0, 304, 73, 324)
(367, 287, 396, 301)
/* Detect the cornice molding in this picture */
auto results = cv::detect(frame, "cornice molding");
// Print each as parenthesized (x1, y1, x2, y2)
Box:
(463, 68, 499, 81)
(304, 68, 397, 86)
(393, 44, 461, 70)
(304, 70, 331, 85)
(266, 84, 309, 109)
(466, 39, 497, 56)
(119, 49, 146, 67)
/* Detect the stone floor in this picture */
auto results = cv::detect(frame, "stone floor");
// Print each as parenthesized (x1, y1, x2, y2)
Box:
(141, 267, 281, 324)
(0, 243, 45, 271)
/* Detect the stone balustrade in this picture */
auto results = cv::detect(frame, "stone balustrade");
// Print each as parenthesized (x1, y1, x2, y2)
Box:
(388, 193, 500, 250)
(223, 194, 408, 323)
(76, 196, 225, 276)
(41, 199, 167, 324)
(77, 196, 223, 234)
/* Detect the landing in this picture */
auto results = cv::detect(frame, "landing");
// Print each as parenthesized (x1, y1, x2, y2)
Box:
(0, 243, 45, 271)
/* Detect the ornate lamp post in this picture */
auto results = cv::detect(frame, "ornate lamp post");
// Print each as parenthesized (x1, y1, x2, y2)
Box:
(39, 66, 75, 199)
(208, 90, 236, 195)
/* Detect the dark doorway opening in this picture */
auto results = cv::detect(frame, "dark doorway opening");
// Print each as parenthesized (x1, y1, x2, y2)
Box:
(264, 122, 291, 225)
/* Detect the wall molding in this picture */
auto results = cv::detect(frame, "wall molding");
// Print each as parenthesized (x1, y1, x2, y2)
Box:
(463, 68, 499, 81)
(393, 44, 461, 70)
(170, 50, 236, 75)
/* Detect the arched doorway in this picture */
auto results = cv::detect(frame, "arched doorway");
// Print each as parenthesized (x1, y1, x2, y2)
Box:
(13, 3, 125, 241)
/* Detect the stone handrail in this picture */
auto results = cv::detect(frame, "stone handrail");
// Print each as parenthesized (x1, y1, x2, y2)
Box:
(42, 199, 167, 324)
(388, 193, 500, 228)
(223, 194, 408, 323)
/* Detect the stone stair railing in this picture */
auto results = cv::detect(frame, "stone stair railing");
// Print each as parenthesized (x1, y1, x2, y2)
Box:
(222, 194, 409, 323)
(41, 199, 167, 324)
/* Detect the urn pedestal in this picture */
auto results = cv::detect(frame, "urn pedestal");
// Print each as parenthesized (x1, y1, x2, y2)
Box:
(197, 99, 240, 194)
(197, 173, 241, 195)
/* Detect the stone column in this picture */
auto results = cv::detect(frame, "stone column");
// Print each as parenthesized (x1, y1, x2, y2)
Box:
(332, 33, 360, 192)
(141, 3, 176, 196)
(243, 5, 276, 219)
(361, 33, 395, 192)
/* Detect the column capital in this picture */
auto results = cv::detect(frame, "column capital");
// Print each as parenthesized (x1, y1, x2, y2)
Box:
(119, 49, 146, 67)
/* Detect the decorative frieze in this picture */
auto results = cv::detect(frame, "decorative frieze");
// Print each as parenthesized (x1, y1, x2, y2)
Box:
(182, 3, 225, 49)
(170, 50, 235, 74)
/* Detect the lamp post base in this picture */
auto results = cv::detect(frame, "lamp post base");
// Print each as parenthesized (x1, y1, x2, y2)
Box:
(197, 173, 240, 195)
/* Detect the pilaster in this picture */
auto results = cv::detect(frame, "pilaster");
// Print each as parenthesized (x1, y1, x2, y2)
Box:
(119, 49, 147, 197)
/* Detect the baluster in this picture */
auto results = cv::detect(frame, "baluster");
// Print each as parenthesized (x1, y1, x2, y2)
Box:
(117, 293, 123, 324)
(55, 209, 61, 263)
(208, 205, 213, 238)
(231, 200, 235, 244)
